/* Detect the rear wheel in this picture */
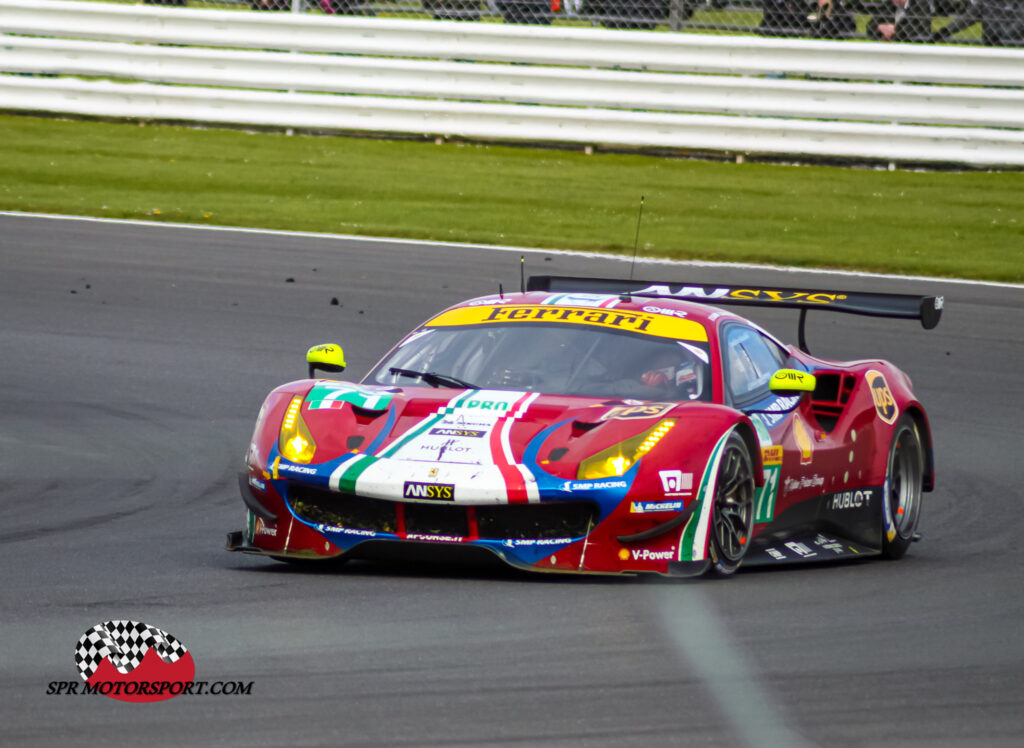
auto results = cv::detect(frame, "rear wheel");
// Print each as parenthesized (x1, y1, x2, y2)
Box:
(709, 433, 755, 576)
(882, 415, 924, 559)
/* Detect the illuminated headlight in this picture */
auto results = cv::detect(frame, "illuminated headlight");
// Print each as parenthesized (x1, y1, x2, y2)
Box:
(279, 396, 317, 464)
(577, 420, 675, 480)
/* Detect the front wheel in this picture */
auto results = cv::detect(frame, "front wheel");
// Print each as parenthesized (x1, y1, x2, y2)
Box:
(709, 433, 756, 576)
(881, 415, 924, 559)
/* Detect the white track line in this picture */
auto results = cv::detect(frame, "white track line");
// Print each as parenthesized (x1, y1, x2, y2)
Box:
(3, 210, 1020, 290)
(658, 588, 815, 748)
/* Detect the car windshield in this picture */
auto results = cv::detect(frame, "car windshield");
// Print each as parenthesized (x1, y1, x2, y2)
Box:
(367, 323, 712, 401)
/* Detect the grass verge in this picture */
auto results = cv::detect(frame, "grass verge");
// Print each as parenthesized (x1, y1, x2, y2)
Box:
(1, 114, 1021, 281)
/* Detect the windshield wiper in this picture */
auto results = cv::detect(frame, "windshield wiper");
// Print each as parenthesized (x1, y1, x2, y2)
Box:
(388, 367, 478, 390)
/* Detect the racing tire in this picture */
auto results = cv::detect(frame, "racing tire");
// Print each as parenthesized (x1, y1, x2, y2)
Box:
(881, 414, 924, 560)
(708, 432, 755, 576)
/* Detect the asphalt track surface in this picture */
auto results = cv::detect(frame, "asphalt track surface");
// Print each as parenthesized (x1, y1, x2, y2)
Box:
(2, 213, 1022, 747)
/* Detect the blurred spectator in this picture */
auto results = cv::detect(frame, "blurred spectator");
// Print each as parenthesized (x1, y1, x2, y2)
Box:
(322, 0, 377, 14)
(250, 0, 291, 8)
(422, 0, 485, 20)
(143, 0, 187, 5)
(760, 0, 814, 36)
(931, 0, 1024, 45)
(812, 0, 857, 37)
(867, 0, 934, 41)
(584, 0, 688, 29)
(496, 0, 554, 23)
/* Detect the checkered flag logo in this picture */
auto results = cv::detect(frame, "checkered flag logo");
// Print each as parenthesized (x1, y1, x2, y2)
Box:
(75, 620, 189, 681)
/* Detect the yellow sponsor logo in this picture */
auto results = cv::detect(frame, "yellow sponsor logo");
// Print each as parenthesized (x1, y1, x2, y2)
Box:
(601, 403, 676, 421)
(793, 417, 814, 466)
(637, 285, 847, 306)
(761, 445, 783, 466)
(729, 289, 847, 305)
(867, 370, 898, 425)
(427, 305, 708, 341)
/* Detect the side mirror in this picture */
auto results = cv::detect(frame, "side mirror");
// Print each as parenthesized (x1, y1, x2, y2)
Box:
(769, 368, 816, 397)
(306, 344, 346, 379)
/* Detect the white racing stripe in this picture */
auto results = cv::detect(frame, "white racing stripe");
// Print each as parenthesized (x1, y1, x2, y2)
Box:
(688, 430, 732, 563)
(352, 461, 523, 504)
(500, 392, 541, 502)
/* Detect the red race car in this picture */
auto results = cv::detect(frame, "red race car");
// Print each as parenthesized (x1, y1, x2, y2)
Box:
(227, 275, 942, 577)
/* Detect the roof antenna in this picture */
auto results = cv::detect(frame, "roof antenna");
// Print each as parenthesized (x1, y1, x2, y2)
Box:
(520, 255, 526, 294)
(498, 282, 504, 300)
(629, 195, 645, 282)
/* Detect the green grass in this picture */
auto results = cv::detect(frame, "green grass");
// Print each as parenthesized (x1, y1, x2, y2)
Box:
(1, 114, 1021, 281)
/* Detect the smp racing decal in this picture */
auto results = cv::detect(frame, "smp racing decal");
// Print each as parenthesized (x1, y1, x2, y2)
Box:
(748, 396, 801, 430)
(867, 370, 898, 424)
(561, 479, 628, 492)
(426, 305, 708, 341)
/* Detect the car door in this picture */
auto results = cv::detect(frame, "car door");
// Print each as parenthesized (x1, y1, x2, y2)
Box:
(720, 322, 824, 531)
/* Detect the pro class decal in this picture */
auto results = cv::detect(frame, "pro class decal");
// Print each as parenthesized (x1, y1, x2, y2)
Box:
(867, 370, 898, 424)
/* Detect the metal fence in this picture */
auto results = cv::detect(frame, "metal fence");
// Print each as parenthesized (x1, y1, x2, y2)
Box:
(4, 1, 1022, 165)
(116, 0, 1024, 46)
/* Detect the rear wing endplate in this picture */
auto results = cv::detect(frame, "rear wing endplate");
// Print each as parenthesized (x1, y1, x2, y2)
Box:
(526, 276, 943, 353)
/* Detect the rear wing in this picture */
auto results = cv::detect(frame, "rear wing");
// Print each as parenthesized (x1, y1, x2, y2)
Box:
(526, 275, 943, 353)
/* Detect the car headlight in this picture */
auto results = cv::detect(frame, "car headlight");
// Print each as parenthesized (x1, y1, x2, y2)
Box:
(279, 395, 317, 464)
(577, 419, 675, 480)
